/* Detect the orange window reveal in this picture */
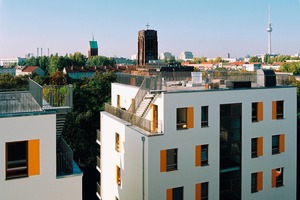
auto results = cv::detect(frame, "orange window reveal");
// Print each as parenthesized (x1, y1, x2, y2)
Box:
(28, 139, 40, 176)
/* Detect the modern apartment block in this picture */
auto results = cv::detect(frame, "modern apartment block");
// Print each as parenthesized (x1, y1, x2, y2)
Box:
(0, 80, 82, 200)
(97, 70, 296, 200)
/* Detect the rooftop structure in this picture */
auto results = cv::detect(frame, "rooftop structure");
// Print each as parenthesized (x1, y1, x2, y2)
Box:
(0, 80, 82, 200)
(137, 27, 158, 66)
(88, 35, 98, 57)
(97, 71, 296, 199)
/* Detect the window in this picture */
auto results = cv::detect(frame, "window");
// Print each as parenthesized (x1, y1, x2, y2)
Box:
(160, 149, 178, 172)
(195, 182, 208, 200)
(6, 141, 28, 179)
(272, 168, 284, 188)
(252, 102, 263, 122)
(201, 106, 209, 127)
(272, 100, 284, 120)
(115, 133, 120, 152)
(251, 171, 263, 193)
(251, 137, 263, 158)
(116, 166, 121, 185)
(6, 139, 40, 180)
(177, 107, 194, 130)
(166, 186, 183, 200)
(272, 134, 285, 154)
(167, 149, 178, 171)
(195, 145, 208, 167)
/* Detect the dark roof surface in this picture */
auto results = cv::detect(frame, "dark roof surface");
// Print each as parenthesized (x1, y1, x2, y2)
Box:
(89, 41, 98, 49)
(0, 91, 42, 114)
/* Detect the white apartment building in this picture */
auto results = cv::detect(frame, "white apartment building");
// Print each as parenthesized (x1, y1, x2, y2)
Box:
(160, 52, 173, 60)
(0, 82, 82, 200)
(0, 57, 26, 67)
(179, 51, 194, 61)
(97, 71, 296, 200)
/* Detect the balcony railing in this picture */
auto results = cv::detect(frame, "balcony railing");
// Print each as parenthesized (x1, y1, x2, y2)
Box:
(29, 79, 73, 109)
(105, 103, 162, 134)
(96, 182, 101, 199)
(97, 156, 101, 171)
(57, 136, 74, 176)
(97, 129, 101, 144)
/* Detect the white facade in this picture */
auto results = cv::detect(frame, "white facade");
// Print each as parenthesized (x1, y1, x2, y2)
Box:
(179, 51, 193, 61)
(0, 57, 26, 67)
(98, 76, 296, 200)
(159, 52, 173, 60)
(243, 63, 262, 71)
(0, 92, 82, 200)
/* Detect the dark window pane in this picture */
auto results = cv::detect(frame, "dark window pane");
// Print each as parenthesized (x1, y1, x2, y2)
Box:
(251, 138, 258, 158)
(252, 103, 258, 122)
(6, 141, 28, 179)
(173, 187, 183, 200)
(166, 149, 177, 171)
(272, 135, 279, 154)
(201, 106, 209, 127)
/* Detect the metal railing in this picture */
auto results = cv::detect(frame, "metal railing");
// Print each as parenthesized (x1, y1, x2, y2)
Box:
(97, 182, 101, 198)
(97, 129, 101, 143)
(127, 76, 162, 113)
(97, 156, 101, 171)
(105, 103, 162, 134)
(57, 136, 74, 176)
(29, 79, 73, 109)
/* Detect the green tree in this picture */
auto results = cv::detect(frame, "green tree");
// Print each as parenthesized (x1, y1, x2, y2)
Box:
(214, 57, 223, 63)
(49, 71, 66, 85)
(249, 56, 262, 63)
(279, 62, 300, 74)
(192, 57, 207, 64)
(0, 74, 28, 89)
(88, 56, 116, 67)
(70, 52, 87, 67)
(62, 71, 117, 168)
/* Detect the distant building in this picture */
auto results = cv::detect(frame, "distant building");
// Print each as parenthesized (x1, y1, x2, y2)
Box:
(88, 36, 98, 57)
(16, 66, 45, 77)
(243, 63, 262, 71)
(0, 57, 26, 67)
(159, 52, 173, 60)
(137, 29, 158, 66)
(179, 51, 193, 61)
(63, 67, 97, 79)
(0, 67, 16, 76)
(131, 54, 137, 60)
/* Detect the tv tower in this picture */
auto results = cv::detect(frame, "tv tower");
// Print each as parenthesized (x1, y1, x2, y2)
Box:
(267, 5, 272, 55)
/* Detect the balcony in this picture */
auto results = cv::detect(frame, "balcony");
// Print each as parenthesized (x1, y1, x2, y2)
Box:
(96, 156, 101, 172)
(105, 103, 162, 134)
(57, 136, 78, 177)
(96, 182, 101, 199)
(97, 129, 101, 145)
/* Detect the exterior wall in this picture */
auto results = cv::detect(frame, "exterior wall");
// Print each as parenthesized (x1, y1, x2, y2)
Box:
(100, 113, 144, 200)
(68, 72, 95, 79)
(101, 83, 296, 200)
(111, 83, 139, 110)
(0, 68, 16, 76)
(0, 113, 82, 200)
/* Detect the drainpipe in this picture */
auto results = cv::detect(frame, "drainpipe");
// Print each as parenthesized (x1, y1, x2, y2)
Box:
(141, 136, 145, 200)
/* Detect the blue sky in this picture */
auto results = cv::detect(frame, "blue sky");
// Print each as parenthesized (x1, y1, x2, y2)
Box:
(0, 0, 300, 59)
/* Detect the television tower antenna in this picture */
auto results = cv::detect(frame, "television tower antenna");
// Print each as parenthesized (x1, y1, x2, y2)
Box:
(267, 5, 273, 55)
